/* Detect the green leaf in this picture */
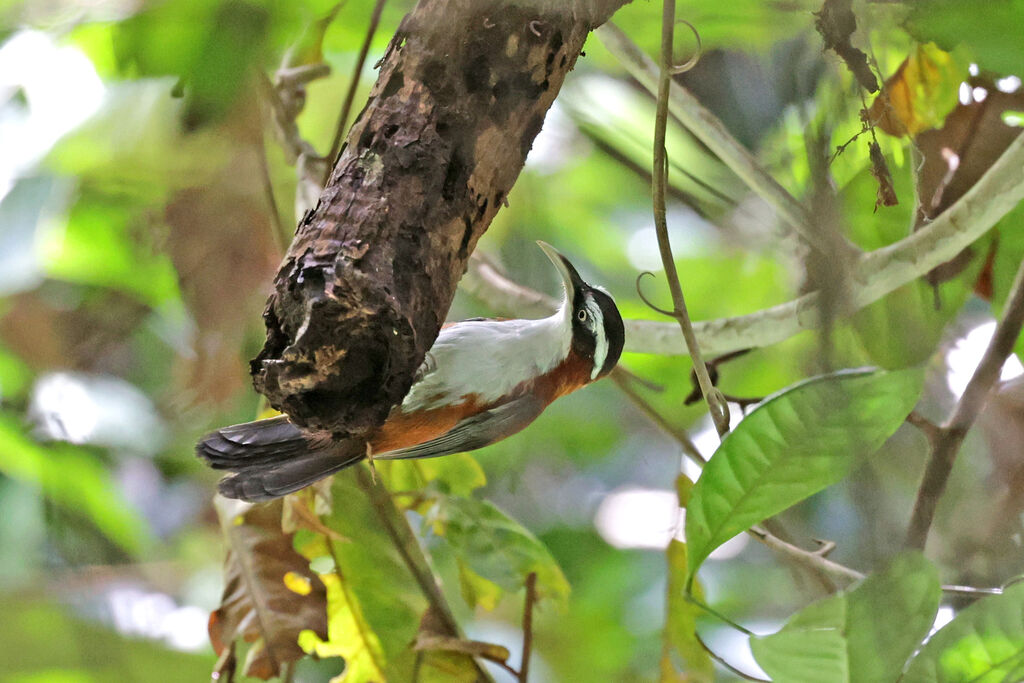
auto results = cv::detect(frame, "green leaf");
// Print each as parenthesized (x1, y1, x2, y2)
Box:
(457, 560, 504, 612)
(660, 540, 712, 682)
(0, 412, 149, 553)
(903, 580, 1024, 683)
(430, 495, 570, 606)
(685, 368, 925, 579)
(751, 552, 940, 683)
(906, 0, 1024, 77)
(379, 453, 487, 502)
(299, 572, 387, 683)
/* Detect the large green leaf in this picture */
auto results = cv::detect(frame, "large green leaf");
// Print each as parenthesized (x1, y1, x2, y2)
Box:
(751, 552, 940, 683)
(906, 0, 1024, 77)
(685, 368, 925, 579)
(429, 495, 570, 606)
(903, 581, 1024, 683)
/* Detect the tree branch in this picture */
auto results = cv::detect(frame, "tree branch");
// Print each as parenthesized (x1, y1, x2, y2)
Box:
(905, 258, 1024, 550)
(252, 0, 632, 434)
(621, 130, 1024, 357)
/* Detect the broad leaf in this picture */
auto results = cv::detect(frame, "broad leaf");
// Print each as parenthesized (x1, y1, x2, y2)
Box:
(429, 495, 570, 606)
(750, 552, 940, 683)
(903, 580, 1024, 683)
(209, 496, 328, 680)
(299, 572, 387, 683)
(686, 368, 924, 579)
(295, 468, 487, 681)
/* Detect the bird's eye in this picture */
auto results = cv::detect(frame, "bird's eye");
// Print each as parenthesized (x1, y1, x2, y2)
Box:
(577, 309, 588, 322)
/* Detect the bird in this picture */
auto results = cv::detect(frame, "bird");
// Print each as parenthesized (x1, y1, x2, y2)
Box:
(197, 241, 625, 502)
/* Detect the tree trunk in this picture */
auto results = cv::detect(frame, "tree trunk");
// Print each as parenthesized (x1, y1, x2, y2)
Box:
(252, 0, 629, 434)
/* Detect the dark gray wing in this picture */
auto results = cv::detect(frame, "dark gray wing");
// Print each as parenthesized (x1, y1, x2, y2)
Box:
(374, 395, 547, 461)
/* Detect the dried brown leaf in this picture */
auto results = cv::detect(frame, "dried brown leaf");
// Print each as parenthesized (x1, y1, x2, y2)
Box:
(209, 496, 328, 680)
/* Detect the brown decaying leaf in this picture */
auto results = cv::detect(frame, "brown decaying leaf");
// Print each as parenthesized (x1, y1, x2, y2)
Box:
(868, 141, 898, 209)
(814, 0, 878, 92)
(209, 496, 328, 681)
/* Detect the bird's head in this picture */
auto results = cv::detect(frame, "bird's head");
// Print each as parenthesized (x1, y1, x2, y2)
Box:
(537, 241, 625, 381)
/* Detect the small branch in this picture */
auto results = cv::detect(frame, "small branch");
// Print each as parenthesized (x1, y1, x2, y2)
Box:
(624, 128, 1024, 357)
(651, 0, 730, 437)
(905, 410, 941, 448)
(598, 22, 845, 257)
(905, 258, 1024, 550)
(610, 368, 706, 467)
(324, 0, 387, 183)
(519, 572, 537, 683)
(356, 467, 496, 683)
(255, 122, 288, 254)
(747, 524, 863, 584)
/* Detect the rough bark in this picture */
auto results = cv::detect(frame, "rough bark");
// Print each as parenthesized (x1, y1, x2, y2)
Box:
(252, 0, 629, 434)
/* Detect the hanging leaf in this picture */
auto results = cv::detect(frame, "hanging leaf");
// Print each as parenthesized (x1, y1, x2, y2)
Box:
(869, 43, 962, 138)
(751, 552, 940, 683)
(429, 495, 570, 606)
(686, 368, 925, 581)
(903, 580, 1024, 683)
(660, 540, 713, 682)
(209, 496, 328, 680)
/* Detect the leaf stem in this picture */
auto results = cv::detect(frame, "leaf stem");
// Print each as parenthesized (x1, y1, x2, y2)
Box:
(906, 257, 1024, 549)
(519, 572, 537, 683)
(651, 0, 730, 437)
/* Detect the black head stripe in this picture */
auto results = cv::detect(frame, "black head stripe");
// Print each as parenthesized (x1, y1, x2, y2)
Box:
(570, 287, 625, 380)
(594, 290, 624, 377)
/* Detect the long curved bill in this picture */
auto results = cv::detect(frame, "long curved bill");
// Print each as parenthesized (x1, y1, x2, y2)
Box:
(536, 240, 585, 297)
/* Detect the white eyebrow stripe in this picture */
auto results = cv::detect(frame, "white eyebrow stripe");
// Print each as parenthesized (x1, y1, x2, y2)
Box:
(586, 297, 607, 379)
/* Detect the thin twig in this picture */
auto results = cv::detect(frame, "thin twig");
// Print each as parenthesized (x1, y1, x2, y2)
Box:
(324, 0, 387, 183)
(356, 467, 497, 682)
(610, 368, 706, 466)
(650, 1, 730, 437)
(519, 572, 537, 683)
(255, 121, 288, 254)
(906, 258, 1024, 550)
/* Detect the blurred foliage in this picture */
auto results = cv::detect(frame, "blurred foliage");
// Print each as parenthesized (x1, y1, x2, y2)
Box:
(1, 0, 1023, 681)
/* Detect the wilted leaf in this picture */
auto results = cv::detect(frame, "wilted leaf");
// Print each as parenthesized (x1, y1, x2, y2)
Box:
(869, 43, 962, 138)
(685, 368, 925, 580)
(209, 496, 327, 680)
(429, 495, 570, 606)
(903, 580, 1024, 683)
(751, 552, 940, 683)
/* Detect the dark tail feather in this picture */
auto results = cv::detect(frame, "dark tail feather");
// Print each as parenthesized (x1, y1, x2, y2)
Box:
(196, 416, 364, 502)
